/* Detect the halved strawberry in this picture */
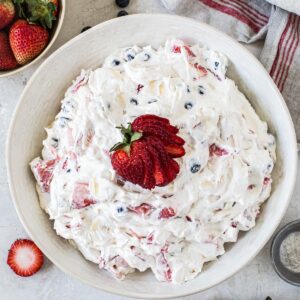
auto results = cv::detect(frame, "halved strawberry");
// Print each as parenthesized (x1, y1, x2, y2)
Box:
(194, 62, 208, 77)
(164, 144, 185, 158)
(183, 45, 196, 57)
(7, 239, 44, 277)
(72, 182, 96, 209)
(159, 207, 176, 219)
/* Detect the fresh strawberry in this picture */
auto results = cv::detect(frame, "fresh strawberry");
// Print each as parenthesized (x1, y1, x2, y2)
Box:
(50, 0, 58, 16)
(159, 207, 176, 219)
(128, 203, 153, 216)
(9, 19, 49, 65)
(33, 157, 57, 192)
(0, 31, 18, 70)
(164, 144, 186, 158)
(194, 62, 208, 77)
(13, 0, 57, 29)
(7, 239, 44, 277)
(0, 0, 15, 29)
(209, 143, 228, 157)
(72, 182, 96, 209)
(110, 115, 185, 189)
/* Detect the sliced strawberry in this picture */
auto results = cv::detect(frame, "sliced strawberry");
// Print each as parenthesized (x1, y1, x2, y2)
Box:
(164, 144, 185, 158)
(132, 114, 169, 127)
(148, 145, 168, 186)
(136, 84, 144, 94)
(194, 62, 208, 77)
(139, 143, 155, 189)
(183, 45, 196, 57)
(263, 177, 271, 185)
(7, 239, 44, 277)
(72, 182, 96, 209)
(159, 207, 176, 219)
(128, 203, 153, 216)
(110, 115, 186, 189)
(209, 143, 228, 157)
(172, 45, 181, 53)
(34, 158, 58, 192)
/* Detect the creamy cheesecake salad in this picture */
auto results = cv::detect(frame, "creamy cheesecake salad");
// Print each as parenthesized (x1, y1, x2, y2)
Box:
(30, 39, 276, 283)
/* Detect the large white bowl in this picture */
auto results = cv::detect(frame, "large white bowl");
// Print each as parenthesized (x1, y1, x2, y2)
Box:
(6, 14, 298, 298)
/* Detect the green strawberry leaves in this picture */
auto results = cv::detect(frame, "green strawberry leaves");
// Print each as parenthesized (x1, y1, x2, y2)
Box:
(13, 0, 56, 29)
(110, 123, 143, 152)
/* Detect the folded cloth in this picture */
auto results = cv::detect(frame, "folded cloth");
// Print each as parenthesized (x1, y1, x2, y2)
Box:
(162, 0, 300, 141)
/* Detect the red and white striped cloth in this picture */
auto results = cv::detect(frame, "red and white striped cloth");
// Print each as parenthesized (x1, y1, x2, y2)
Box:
(162, 0, 300, 141)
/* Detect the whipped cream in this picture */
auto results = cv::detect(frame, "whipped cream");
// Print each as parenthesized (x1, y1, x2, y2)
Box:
(30, 39, 276, 283)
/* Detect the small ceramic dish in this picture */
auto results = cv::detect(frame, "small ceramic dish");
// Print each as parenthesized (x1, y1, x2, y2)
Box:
(0, 0, 65, 78)
(271, 220, 300, 286)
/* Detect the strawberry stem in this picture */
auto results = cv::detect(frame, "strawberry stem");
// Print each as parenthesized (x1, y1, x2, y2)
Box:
(110, 123, 142, 152)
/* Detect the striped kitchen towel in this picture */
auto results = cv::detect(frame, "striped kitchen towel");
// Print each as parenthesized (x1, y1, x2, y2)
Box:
(162, 0, 300, 141)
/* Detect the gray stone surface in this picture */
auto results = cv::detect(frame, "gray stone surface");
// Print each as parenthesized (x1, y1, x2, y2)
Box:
(0, 0, 299, 299)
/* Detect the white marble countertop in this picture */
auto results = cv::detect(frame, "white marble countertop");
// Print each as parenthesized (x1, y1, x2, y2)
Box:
(0, 0, 299, 299)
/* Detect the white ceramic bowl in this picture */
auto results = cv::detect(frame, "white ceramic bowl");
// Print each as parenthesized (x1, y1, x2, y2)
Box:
(6, 14, 298, 298)
(0, 0, 65, 78)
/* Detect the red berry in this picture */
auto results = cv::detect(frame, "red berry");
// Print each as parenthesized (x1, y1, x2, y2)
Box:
(9, 20, 49, 65)
(209, 143, 228, 157)
(0, 31, 18, 70)
(110, 115, 185, 189)
(0, 0, 15, 30)
(7, 239, 44, 277)
(159, 207, 176, 219)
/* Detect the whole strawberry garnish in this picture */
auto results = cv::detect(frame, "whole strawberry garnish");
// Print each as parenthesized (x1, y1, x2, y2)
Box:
(9, 19, 49, 65)
(0, 31, 18, 70)
(110, 115, 185, 189)
(0, 0, 15, 29)
(7, 239, 44, 277)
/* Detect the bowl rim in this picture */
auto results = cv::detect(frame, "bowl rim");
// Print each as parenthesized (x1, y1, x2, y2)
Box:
(6, 13, 298, 299)
(0, 0, 66, 78)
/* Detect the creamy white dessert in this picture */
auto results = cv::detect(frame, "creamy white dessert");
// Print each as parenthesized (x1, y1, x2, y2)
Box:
(30, 39, 276, 283)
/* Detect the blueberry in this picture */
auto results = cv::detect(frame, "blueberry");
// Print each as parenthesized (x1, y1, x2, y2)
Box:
(198, 85, 205, 95)
(51, 137, 59, 147)
(130, 98, 138, 105)
(186, 85, 190, 93)
(143, 53, 150, 61)
(117, 10, 128, 17)
(81, 26, 91, 33)
(190, 163, 201, 173)
(215, 61, 219, 68)
(127, 54, 134, 61)
(148, 99, 158, 104)
(112, 59, 120, 66)
(115, 0, 130, 8)
(66, 169, 71, 173)
(59, 117, 72, 127)
(184, 102, 193, 110)
(117, 207, 124, 213)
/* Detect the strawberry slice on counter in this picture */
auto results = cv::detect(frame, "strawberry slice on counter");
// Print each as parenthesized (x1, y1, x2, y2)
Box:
(110, 114, 185, 189)
(7, 239, 44, 277)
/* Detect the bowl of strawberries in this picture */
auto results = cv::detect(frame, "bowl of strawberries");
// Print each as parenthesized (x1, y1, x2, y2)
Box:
(0, 0, 65, 77)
